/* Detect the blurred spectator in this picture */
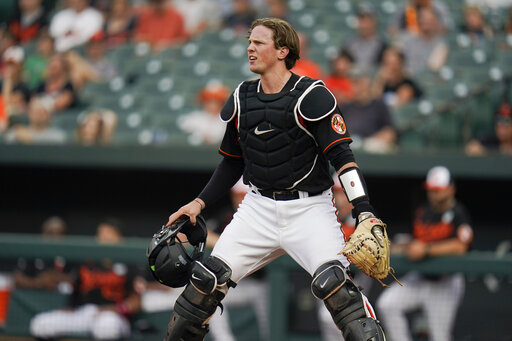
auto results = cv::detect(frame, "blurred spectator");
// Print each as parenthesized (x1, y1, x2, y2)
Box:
(134, 0, 188, 51)
(341, 70, 396, 153)
(389, 0, 453, 36)
(223, 0, 258, 35)
(14, 216, 72, 292)
(174, 0, 222, 38)
(1, 46, 31, 118)
(76, 108, 117, 146)
(395, 6, 449, 75)
(41, 216, 68, 237)
(49, 0, 104, 52)
(465, 102, 512, 156)
(30, 219, 141, 340)
(33, 53, 77, 112)
(102, 0, 138, 49)
(6, 0, 50, 44)
(459, 4, 494, 45)
(4, 97, 66, 144)
(264, 0, 290, 21)
(22, 32, 54, 90)
(344, 3, 387, 73)
(177, 83, 229, 145)
(324, 50, 355, 104)
(377, 166, 473, 341)
(371, 47, 423, 109)
(291, 32, 323, 79)
(65, 50, 102, 91)
(84, 32, 117, 82)
(0, 31, 17, 74)
(506, 7, 512, 33)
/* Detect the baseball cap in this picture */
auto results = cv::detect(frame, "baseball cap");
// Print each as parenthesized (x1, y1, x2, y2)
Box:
(197, 84, 230, 103)
(424, 166, 453, 191)
(3, 46, 24, 64)
(495, 103, 512, 125)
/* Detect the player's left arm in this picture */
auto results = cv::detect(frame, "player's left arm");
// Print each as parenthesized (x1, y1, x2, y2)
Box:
(299, 84, 376, 222)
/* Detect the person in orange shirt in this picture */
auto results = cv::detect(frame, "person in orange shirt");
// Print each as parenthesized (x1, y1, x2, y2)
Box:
(134, 0, 188, 51)
(290, 32, 323, 79)
(324, 50, 355, 104)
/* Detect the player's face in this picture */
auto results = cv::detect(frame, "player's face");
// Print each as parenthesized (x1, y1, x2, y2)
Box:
(427, 186, 454, 211)
(247, 25, 281, 75)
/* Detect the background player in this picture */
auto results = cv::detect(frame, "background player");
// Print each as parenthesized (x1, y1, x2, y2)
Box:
(30, 219, 141, 340)
(164, 17, 387, 341)
(377, 165, 474, 341)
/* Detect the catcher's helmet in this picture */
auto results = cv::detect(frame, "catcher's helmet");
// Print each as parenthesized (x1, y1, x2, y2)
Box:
(147, 215, 207, 288)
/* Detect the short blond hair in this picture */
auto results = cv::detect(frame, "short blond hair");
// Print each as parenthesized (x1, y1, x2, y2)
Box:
(248, 18, 300, 70)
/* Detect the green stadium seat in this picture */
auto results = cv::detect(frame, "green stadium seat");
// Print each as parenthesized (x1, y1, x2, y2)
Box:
(391, 101, 425, 132)
(80, 78, 127, 104)
(51, 112, 83, 131)
(426, 112, 464, 149)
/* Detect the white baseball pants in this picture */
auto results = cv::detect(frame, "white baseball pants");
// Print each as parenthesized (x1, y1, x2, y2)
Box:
(211, 190, 350, 282)
(30, 304, 130, 340)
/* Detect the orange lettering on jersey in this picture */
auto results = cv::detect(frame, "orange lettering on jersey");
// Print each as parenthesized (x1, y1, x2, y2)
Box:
(413, 220, 454, 243)
(79, 266, 127, 302)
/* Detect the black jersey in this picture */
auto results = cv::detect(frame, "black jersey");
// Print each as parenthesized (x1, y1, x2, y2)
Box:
(218, 73, 353, 193)
(413, 201, 473, 244)
(71, 259, 135, 307)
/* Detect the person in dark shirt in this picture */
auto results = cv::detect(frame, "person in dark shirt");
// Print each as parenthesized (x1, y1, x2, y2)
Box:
(6, 0, 50, 44)
(465, 102, 512, 156)
(30, 219, 141, 340)
(377, 166, 473, 341)
(341, 70, 396, 153)
(371, 47, 423, 109)
(33, 53, 77, 112)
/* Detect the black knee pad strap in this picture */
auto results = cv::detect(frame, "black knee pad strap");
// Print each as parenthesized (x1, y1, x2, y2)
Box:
(343, 318, 385, 341)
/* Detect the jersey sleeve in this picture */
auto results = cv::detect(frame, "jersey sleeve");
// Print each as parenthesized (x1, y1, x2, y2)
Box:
(307, 106, 352, 155)
(218, 119, 242, 159)
(299, 86, 352, 153)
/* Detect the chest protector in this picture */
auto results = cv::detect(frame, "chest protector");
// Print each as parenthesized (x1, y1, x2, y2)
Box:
(234, 77, 319, 190)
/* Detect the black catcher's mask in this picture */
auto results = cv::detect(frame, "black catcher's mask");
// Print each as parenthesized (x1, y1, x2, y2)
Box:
(147, 215, 207, 288)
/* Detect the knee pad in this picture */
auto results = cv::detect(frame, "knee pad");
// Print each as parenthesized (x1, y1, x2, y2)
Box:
(166, 257, 235, 341)
(311, 261, 385, 341)
(190, 256, 236, 295)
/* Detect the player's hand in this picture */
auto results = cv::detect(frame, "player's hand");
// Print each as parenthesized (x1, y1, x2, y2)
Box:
(166, 198, 205, 227)
(406, 239, 428, 261)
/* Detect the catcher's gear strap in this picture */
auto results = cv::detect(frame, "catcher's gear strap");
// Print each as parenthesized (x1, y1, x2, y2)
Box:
(311, 261, 383, 339)
(344, 318, 386, 341)
(338, 167, 375, 219)
(172, 282, 227, 328)
(165, 313, 208, 341)
(190, 257, 236, 295)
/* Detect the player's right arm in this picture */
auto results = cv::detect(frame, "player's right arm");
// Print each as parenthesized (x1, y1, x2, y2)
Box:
(167, 94, 244, 227)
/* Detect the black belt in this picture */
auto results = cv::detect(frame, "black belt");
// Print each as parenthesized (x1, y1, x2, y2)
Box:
(254, 189, 323, 201)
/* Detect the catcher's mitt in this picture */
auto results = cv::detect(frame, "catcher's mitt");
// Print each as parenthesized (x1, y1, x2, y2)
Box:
(340, 214, 400, 286)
